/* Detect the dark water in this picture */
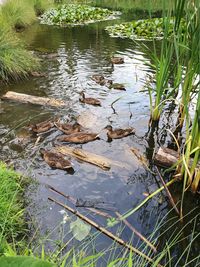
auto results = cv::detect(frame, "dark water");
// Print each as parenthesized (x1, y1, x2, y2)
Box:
(0, 2, 199, 265)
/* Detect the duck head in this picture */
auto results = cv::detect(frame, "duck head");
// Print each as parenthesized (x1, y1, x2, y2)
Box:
(104, 125, 113, 131)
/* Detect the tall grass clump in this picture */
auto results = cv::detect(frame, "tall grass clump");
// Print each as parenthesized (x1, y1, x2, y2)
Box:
(0, 22, 39, 82)
(0, 0, 36, 31)
(0, 162, 25, 244)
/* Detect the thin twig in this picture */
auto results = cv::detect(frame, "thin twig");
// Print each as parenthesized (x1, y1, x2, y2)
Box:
(48, 197, 163, 266)
(115, 212, 157, 253)
(47, 185, 112, 218)
(155, 167, 180, 216)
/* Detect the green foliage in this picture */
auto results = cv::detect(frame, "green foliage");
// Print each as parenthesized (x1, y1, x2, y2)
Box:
(0, 24, 39, 82)
(41, 4, 119, 26)
(0, 256, 55, 267)
(106, 17, 186, 40)
(0, 0, 36, 30)
(0, 163, 24, 242)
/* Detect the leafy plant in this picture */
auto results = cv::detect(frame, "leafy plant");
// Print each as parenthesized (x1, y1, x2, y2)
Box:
(41, 4, 120, 26)
(106, 17, 186, 40)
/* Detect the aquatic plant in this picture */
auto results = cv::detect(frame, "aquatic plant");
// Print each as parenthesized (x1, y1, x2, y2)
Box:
(41, 4, 119, 26)
(106, 17, 186, 40)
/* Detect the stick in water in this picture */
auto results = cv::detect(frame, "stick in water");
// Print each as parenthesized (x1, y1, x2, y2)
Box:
(115, 211, 157, 253)
(48, 197, 163, 267)
(155, 167, 180, 216)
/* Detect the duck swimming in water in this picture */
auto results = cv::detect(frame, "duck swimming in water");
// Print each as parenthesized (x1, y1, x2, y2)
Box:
(54, 121, 82, 135)
(40, 149, 73, 170)
(111, 57, 124, 64)
(57, 132, 100, 144)
(79, 92, 101, 106)
(105, 125, 135, 140)
(29, 120, 54, 134)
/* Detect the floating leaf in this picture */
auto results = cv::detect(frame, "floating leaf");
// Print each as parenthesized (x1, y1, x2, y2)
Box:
(70, 218, 91, 241)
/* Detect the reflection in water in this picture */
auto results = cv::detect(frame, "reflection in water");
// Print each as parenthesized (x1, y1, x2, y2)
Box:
(0, 3, 199, 264)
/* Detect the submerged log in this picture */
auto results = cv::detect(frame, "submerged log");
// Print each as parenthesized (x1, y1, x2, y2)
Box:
(1, 91, 65, 107)
(55, 146, 129, 170)
(154, 147, 179, 167)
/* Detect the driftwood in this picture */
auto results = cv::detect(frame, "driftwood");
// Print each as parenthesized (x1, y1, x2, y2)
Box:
(1, 91, 65, 107)
(154, 147, 179, 167)
(48, 197, 163, 266)
(55, 146, 129, 170)
(115, 212, 157, 252)
(48, 185, 112, 219)
(155, 167, 180, 216)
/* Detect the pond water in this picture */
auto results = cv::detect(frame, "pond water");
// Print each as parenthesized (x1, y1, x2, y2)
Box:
(0, 1, 199, 265)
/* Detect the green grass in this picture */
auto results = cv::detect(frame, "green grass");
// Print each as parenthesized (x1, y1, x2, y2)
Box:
(0, 22, 39, 82)
(0, 162, 25, 246)
(0, 0, 36, 30)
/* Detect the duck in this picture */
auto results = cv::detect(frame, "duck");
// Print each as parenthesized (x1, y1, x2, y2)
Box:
(111, 57, 124, 64)
(29, 119, 54, 133)
(105, 125, 135, 139)
(92, 75, 113, 87)
(40, 149, 73, 170)
(109, 83, 126, 91)
(57, 132, 99, 144)
(54, 121, 82, 135)
(92, 75, 105, 84)
(79, 92, 101, 106)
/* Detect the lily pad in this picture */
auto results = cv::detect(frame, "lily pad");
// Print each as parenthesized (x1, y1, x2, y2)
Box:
(70, 218, 91, 241)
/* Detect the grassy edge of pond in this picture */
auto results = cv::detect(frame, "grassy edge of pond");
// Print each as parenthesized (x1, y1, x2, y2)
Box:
(0, 162, 27, 253)
(0, 0, 54, 83)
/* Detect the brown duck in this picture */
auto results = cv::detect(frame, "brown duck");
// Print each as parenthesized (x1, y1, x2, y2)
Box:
(54, 121, 82, 135)
(57, 132, 99, 144)
(79, 92, 101, 106)
(29, 120, 54, 133)
(92, 75, 113, 87)
(92, 75, 105, 84)
(110, 83, 126, 91)
(111, 57, 124, 64)
(105, 125, 135, 139)
(40, 149, 73, 170)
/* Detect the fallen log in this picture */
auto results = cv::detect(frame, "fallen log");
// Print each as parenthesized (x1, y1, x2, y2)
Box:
(1, 91, 65, 107)
(154, 147, 179, 167)
(55, 146, 129, 170)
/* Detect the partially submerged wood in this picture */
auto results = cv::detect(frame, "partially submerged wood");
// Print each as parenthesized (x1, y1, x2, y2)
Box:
(55, 145, 129, 170)
(49, 197, 161, 266)
(154, 147, 179, 167)
(1, 91, 65, 107)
